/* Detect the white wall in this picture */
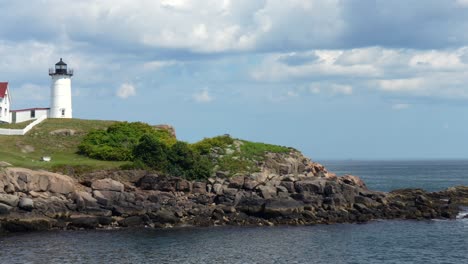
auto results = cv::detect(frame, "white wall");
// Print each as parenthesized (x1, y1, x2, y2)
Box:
(0, 115, 47, 135)
(14, 109, 49, 123)
(0, 90, 11, 123)
(50, 75, 72, 118)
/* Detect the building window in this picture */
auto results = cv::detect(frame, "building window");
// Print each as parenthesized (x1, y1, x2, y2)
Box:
(0, 107, 2, 117)
(61, 109, 65, 116)
(31, 110, 36, 118)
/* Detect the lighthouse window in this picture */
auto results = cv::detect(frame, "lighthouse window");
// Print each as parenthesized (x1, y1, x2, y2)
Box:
(30, 110, 35, 118)
(61, 109, 65, 116)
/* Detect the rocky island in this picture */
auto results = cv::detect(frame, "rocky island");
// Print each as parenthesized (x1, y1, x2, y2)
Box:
(0, 119, 467, 233)
(1, 152, 467, 233)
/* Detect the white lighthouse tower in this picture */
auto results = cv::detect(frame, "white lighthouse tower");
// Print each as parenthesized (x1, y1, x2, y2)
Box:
(49, 58, 73, 118)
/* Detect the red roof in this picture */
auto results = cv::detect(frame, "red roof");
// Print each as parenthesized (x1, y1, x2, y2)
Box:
(10, 107, 50, 112)
(0, 82, 7, 98)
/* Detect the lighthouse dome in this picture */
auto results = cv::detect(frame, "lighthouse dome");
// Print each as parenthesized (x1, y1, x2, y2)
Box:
(49, 58, 73, 76)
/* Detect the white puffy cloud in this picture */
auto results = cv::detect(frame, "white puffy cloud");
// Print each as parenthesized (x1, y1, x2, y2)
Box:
(0, 41, 56, 78)
(1, 1, 468, 108)
(251, 46, 468, 100)
(0, 0, 346, 54)
(251, 49, 381, 81)
(193, 88, 214, 103)
(116, 83, 136, 99)
(456, 0, 468, 7)
(409, 51, 463, 70)
(378, 78, 425, 92)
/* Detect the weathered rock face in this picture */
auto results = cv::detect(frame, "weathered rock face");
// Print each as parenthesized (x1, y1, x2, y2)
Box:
(91, 178, 124, 192)
(2, 168, 75, 194)
(0, 163, 465, 233)
(49, 129, 78, 136)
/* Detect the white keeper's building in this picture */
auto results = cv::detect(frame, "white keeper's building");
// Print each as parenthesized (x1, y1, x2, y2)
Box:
(0, 58, 74, 124)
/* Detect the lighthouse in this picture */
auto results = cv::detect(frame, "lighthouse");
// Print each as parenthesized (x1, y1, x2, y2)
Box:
(49, 58, 73, 118)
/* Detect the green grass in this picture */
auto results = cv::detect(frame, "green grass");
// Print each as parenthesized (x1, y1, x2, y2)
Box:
(0, 118, 297, 177)
(0, 118, 125, 173)
(0, 120, 35, 129)
(239, 140, 291, 160)
(209, 139, 293, 176)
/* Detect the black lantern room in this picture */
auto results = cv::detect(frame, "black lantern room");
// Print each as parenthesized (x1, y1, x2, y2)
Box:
(49, 58, 73, 76)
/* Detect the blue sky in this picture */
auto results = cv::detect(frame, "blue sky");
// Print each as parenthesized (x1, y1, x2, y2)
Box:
(1, 0, 468, 160)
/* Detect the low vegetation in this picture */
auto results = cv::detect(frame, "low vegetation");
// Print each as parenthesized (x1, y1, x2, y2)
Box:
(0, 119, 123, 172)
(0, 118, 294, 179)
(0, 120, 35, 129)
(133, 135, 212, 180)
(78, 122, 176, 161)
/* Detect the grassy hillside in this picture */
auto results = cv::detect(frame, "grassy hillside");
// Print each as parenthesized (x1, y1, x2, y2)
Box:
(0, 120, 35, 129)
(0, 118, 125, 172)
(0, 118, 295, 177)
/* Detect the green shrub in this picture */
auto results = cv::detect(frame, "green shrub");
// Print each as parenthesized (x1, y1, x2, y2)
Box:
(78, 122, 176, 161)
(133, 136, 212, 180)
(240, 140, 291, 160)
(167, 142, 212, 180)
(133, 134, 169, 171)
(191, 135, 234, 155)
(216, 155, 258, 175)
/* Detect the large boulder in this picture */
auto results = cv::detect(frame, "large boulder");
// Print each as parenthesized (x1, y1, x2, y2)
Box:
(0, 193, 19, 207)
(236, 196, 265, 215)
(192, 182, 207, 194)
(213, 183, 223, 195)
(3, 167, 75, 194)
(248, 173, 269, 185)
(18, 197, 34, 211)
(263, 198, 304, 217)
(294, 179, 327, 194)
(49, 129, 77, 136)
(0, 203, 12, 215)
(68, 215, 100, 229)
(257, 185, 277, 199)
(243, 177, 259, 190)
(136, 174, 177, 192)
(279, 181, 295, 193)
(92, 190, 124, 206)
(149, 209, 179, 224)
(118, 216, 146, 227)
(176, 179, 192, 192)
(71, 191, 98, 208)
(339, 175, 367, 189)
(1, 218, 54, 232)
(0, 161, 12, 167)
(228, 175, 245, 189)
(91, 178, 124, 192)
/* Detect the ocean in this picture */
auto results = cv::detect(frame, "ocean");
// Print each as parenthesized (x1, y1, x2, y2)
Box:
(1, 160, 467, 264)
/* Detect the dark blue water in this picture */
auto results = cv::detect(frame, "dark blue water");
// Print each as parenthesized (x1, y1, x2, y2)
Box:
(1, 160, 467, 264)
(321, 160, 468, 192)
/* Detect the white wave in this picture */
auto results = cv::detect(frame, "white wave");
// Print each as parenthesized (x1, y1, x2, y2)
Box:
(456, 206, 468, 220)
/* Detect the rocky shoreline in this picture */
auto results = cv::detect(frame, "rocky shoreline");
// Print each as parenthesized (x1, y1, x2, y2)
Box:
(1, 153, 467, 233)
